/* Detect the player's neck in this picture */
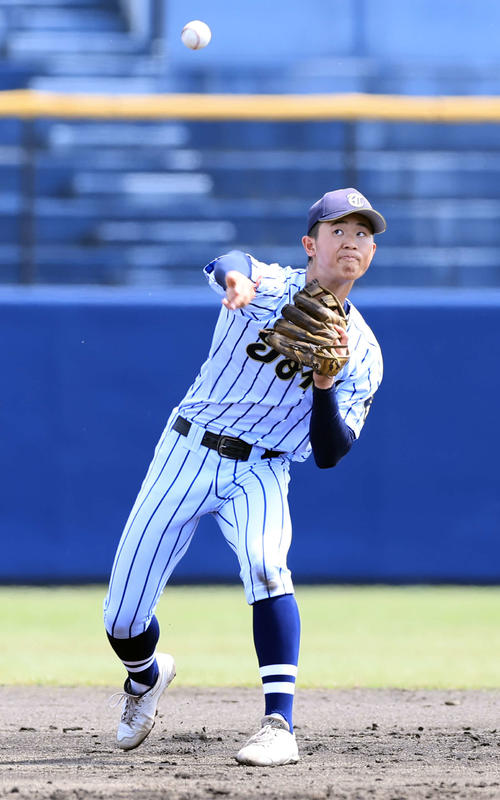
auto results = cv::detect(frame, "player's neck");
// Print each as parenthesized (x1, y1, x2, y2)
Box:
(329, 284, 352, 304)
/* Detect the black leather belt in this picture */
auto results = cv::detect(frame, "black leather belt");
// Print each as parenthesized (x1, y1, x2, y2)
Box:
(173, 416, 284, 462)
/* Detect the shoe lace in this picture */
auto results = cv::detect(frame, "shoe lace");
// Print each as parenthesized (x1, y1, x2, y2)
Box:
(108, 690, 141, 724)
(249, 718, 287, 746)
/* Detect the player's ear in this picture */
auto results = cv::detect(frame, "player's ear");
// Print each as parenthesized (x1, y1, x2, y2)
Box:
(359, 242, 377, 277)
(302, 235, 316, 258)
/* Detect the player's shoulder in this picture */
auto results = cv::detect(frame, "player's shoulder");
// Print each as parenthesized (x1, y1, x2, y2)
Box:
(346, 299, 380, 347)
(345, 299, 383, 375)
(341, 300, 383, 390)
(249, 255, 306, 286)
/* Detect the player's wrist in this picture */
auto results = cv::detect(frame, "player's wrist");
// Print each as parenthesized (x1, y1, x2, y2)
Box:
(313, 374, 335, 390)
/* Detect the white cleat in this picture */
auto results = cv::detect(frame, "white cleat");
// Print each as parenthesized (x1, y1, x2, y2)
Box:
(111, 653, 176, 751)
(235, 713, 300, 766)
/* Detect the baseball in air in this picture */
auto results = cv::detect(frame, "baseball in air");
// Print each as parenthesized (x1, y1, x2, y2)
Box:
(181, 20, 212, 50)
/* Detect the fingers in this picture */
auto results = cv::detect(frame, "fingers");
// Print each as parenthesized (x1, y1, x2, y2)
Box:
(222, 271, 260, 310)
(333, 324, 349, 345)
(222, 296, 239, 310)
(223, 286, 252, 309)
(225, 271, 238, 288)
(330, 324, 349, 360)
(222, 272, 238, 307)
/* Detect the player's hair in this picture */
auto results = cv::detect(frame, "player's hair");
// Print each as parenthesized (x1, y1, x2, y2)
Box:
(308, 222, 320, 239)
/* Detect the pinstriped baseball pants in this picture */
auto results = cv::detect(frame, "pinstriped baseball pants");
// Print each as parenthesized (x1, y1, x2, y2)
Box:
(103, 419, 294, 639)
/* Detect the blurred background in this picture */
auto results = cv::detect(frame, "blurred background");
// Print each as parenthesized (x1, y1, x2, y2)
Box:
(0, 0, 499, 585)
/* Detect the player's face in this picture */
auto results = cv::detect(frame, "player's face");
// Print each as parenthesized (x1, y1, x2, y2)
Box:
(302, 214, 376, 293)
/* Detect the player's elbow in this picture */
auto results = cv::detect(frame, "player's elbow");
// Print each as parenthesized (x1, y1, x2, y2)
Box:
(312, 436, 354, 468)
(313, 452, 343, 469)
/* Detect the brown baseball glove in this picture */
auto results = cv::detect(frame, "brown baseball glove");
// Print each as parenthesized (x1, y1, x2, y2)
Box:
(260, 279, 350, 377)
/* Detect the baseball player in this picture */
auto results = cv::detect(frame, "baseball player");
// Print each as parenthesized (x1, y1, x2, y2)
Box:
(104, 187, 385, 766)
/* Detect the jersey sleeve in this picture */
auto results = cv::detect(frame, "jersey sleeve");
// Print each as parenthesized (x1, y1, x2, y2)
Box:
(204, 253, 301, 321)
(335, 341, 383, 439)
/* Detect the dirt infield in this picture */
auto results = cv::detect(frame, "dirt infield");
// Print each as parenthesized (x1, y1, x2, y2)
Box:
(1, 686, 499, 799)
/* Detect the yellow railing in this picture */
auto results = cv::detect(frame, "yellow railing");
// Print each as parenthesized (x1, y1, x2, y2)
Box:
(1, 89, 500, 122)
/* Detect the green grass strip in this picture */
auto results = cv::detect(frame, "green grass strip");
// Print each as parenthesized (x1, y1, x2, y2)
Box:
(1, 585, 499, 688)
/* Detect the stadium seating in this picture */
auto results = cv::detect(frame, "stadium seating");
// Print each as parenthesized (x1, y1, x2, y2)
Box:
(0, 1, 499, 287)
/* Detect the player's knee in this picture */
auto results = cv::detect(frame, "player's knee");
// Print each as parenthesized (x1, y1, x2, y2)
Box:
(241, 563, 293, 603)
(103, 605, 117, 636)
(103, 590, 152, 638)
(103, 612, 144, 639)
(103, 603, 131, 638)
(254, 567, 281, 592)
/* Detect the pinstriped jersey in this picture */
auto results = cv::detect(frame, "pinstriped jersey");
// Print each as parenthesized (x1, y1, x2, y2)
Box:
(176, 255, 383, 462)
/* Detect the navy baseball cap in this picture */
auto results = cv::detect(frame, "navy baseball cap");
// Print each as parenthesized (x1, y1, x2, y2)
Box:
(307, 188, 387, 234)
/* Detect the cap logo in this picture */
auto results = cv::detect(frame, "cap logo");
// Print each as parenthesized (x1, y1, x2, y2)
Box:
(346, 192, 367, 208)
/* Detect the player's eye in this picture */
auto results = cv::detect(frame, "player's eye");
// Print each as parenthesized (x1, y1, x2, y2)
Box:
(333, 228, 344, 235)
(356, 230, 367, 237)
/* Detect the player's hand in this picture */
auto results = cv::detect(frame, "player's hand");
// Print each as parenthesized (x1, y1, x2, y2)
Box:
(312, 325, 349, 389)
(222, 270, 261, 310)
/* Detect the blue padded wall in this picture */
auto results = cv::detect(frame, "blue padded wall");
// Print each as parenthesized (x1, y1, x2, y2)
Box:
(1, 286, 499, 584)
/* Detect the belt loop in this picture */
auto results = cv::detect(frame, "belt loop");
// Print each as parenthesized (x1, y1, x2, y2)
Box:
(183, 419, 205, 452)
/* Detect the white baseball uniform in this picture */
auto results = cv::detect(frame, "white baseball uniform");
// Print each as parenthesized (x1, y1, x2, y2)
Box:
(104, 255, 383, 638)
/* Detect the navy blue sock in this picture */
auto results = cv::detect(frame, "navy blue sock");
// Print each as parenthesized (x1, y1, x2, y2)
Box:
(107, 615, 160, 691)
(252, 594, 301, 733)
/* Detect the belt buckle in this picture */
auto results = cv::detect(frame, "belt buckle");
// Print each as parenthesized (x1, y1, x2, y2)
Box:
(217, 435, 250, 461)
